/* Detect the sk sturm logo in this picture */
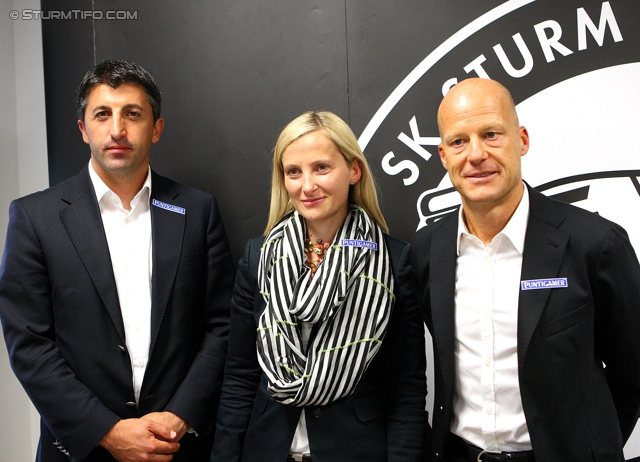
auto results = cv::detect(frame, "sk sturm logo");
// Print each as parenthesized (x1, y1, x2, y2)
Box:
(359, 0, 640, 251)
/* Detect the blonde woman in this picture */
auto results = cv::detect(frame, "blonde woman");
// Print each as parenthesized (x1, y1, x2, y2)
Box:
(212, 111, 426, 461)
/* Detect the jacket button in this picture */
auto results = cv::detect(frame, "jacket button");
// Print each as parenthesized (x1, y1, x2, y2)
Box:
(126, 402, 136, 407)
(440, 405, 444, 414)
(312, 408, 323, 419)
(435, 452, 441, 460)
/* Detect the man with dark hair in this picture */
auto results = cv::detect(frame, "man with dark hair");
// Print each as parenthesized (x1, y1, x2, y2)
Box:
(76, 59, 163, 123)
(0, 59, 234, 461)
(411, 78, 640, 461)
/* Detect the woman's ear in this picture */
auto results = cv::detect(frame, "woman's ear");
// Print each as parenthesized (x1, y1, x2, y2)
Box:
(351, 159, 362, 185)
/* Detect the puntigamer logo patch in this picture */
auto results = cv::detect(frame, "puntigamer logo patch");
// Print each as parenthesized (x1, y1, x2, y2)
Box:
(340, 239, 378, 251)
(152, 199, 185, 215)
(521, 278, 568, 290)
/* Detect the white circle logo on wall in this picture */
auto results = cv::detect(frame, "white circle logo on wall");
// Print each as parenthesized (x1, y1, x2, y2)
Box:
(359, 0, 640, 250)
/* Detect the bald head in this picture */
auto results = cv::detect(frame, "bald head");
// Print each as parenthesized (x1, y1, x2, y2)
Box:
(435, 78, 529, 237)
(437, 78, 519, 136)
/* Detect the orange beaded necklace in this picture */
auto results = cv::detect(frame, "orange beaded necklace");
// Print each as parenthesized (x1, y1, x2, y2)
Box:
(304, 238, 330, 276)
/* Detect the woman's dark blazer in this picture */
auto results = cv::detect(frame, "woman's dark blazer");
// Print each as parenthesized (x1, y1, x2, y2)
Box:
(211, 234, 427, 462)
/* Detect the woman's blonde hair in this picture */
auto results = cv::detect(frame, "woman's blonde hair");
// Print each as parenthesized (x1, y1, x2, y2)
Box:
(264, 110, 388, 235)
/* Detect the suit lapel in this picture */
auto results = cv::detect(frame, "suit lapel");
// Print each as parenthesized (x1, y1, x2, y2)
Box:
(148, 172, 185, 356)
(429, 214, 459, 393)
(517, 187, 569, 370)
(59, 167, 126, 342)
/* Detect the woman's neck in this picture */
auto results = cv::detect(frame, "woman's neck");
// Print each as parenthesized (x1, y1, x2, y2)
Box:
(304, 209, 349, 245)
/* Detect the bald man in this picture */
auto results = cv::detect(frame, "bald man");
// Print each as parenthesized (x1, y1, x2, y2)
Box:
(411, 78, 640, 461)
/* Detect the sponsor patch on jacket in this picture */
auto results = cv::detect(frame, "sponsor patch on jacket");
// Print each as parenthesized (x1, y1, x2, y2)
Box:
(340, 239, 378, 250)
(521, 278, 568, 290)
(152, 199, 185, 215)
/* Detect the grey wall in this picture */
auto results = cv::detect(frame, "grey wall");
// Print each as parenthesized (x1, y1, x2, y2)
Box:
(0, 0, 50, 460)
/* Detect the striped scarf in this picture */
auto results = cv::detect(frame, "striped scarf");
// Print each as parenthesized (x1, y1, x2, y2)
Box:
(256, 206, 394, 406)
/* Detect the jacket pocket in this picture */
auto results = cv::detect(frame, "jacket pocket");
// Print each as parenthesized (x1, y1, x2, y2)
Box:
(589, 424, 624, 461)
(178, 251, 203, 271)
(351, 389, 385, 422)
(539, 301, 590, 339)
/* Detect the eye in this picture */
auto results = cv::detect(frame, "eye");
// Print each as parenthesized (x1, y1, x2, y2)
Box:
(486, 131, 497, 139)
(452, 139, 463, 146)
(93, 111, 109, 120)
(127, 110, 142, 118)
(285, 168, 301, 177)
(316, 164, 330, 173)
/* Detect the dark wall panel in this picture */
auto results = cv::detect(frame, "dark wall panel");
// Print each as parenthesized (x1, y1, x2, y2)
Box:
(41, 0, 95, 186)
(43, 0, 351, 261)
(41, 0, 640, 262)
(40, 0, 506, 260)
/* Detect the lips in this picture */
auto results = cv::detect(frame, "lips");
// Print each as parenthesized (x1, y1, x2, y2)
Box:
(466, 171, 496, 180)
(106, 144, 133, 154)
(301, 197, 326, 207)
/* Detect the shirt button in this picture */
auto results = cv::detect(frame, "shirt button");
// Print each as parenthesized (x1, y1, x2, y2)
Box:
(312, 408, 323, 419)
(486, 408, 493, 415)
(485, 359, 491, 366)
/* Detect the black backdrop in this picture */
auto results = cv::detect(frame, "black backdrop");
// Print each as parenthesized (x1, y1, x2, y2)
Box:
(41, 0, 640, 264)
(38, 1, 640, 455)
(41, 0, 506, 262)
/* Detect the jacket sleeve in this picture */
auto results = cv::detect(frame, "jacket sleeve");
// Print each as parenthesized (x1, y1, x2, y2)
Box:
(594, 224, 640, 442)
(0, 199, 121, 461)
(164, 195, 235, 434)
(384, 241, 428, 461)
(211, 239, 263, 461)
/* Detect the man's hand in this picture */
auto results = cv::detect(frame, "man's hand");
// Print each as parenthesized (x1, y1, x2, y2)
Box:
(141, 411, 190, 442)
(99, 418, 180, 461)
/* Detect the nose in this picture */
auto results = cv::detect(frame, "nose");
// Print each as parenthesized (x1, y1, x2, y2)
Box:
(301, 172, 316, 195)
(110, 115, 126, 139)
(468, 137, 488, 163)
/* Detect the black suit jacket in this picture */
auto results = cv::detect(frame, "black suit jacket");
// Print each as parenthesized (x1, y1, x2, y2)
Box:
(0, 167, 235, 461)
(411, 185, 640, 462)
(211, 234, 427, 461)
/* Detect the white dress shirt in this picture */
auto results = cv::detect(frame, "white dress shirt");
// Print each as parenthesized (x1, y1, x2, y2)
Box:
(89, 162, 152, 405)
(290, 321, 313, 455)
(451, 185, 532, 451)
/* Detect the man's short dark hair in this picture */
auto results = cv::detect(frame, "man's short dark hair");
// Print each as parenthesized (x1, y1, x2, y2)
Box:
(76, 59, 162, 122)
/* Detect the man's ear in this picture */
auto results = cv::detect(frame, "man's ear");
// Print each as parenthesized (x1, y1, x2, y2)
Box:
(78, 119, 89, 144)
(519, 126, 530, 157)
(152, 118, 164, 144)
(439, 144, 447, 169)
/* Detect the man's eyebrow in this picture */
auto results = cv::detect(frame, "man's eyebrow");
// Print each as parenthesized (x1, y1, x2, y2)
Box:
(89, 103, 146, 116)
(122, 103, 145, 111)
(443, 131, 464, 142)
(90, 105, 111, 114)
(483, 123, 504, 132)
